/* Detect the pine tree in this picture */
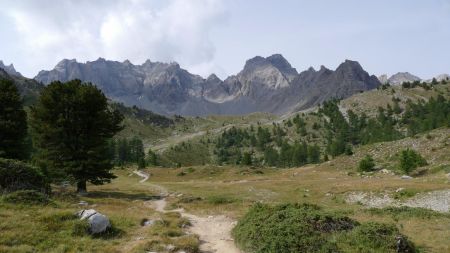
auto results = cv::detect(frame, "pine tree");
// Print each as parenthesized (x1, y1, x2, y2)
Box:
(147, 149, 158, 166)
(0, 79, 28, 160)
(30, 80, 123, 193)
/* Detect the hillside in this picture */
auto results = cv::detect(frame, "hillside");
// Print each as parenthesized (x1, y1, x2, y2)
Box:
(153, 81, 450, 167)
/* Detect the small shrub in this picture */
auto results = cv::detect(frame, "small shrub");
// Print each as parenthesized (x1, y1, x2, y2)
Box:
(399, 149, 427, 174)
(173, 235, 200, 253)
(2, 190, 50, 205)
(358, 155, 375, 172)
(393, 189, 418, 200)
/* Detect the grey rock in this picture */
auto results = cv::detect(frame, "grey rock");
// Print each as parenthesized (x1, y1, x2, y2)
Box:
(0, 60, 22, 77)
(378, 74, 388, 84)
(387, 72, 421, 85)
(401, 175, 413, 180)
(77, 209, 111, 234)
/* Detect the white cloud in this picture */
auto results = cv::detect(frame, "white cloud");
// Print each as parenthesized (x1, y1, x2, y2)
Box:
(0, 0, 228, 77)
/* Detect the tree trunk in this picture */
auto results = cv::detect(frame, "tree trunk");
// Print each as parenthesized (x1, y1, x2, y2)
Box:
(77, 180, 87, 195)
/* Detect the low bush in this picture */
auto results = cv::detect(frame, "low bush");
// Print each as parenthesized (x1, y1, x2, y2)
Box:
(337, 222, 415, 253)
(2, 190, 50, 205)
(232, 203, 356, 253)
(0, 158, 49, 193)
(233, 203, 416, 253)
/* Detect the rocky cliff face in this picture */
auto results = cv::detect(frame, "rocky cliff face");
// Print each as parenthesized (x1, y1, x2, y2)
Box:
(0, 61, 22, 77)
(35, 55, 380, 116)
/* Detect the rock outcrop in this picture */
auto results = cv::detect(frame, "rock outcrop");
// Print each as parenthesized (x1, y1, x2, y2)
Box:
(0, 60, 22, 77)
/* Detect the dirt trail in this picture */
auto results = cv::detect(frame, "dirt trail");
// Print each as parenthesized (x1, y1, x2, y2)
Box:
(134, 170, 242, 253)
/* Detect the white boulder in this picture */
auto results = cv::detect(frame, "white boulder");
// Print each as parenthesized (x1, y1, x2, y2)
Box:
(77, 209, 111, 234)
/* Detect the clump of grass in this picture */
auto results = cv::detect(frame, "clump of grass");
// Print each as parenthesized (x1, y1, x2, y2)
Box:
(206, 195, 235, 205)
(367, 206, 450, 219)
(392, 189, 419, 200)
(2, 190, 51, 205)
(429, 164, 450, 174)
(142, 211, 199, 253)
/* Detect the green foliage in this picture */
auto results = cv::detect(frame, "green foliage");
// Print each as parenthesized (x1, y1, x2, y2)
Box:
(110, 136, 146, 166)
(233, 203, 416, 253)
(399, 149, 427, 174)
(358, 155, 375, 172)
(30, 80, 124, 192)
(402, 95, 450, 136)
(263, 146, 279, 166)
(2, 190, 50, 205)
(232, 203, 357, 253)
(367, 206, 450, 219)
(147, 149, 158, 166)
(0, 78, 28, 160)
(337, 222, 415, 253)
(206, 195, 235, 205)
(0, 158, 48, 193)
(242, 152, 253, 166)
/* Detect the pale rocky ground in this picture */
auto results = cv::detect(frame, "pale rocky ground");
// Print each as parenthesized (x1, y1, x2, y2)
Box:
(345, 189, 450, 212)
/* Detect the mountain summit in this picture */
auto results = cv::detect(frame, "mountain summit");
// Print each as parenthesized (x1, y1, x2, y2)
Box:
(0, 60, 22, 77)
(34, 55, 380, 116)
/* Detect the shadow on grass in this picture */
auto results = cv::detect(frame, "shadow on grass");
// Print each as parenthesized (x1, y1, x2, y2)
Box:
(86, 191, 162, 201)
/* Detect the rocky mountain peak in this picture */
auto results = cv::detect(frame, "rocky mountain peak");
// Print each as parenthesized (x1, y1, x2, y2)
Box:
(0, 60, 22, 77)
(387, 72, 421, 85)
(207, 73, 222, 82)
(336, 59, 364, 72)
(266, 54, 298, 76)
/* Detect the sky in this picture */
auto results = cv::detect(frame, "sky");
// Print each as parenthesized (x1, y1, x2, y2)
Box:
(0, 0, 449, 79)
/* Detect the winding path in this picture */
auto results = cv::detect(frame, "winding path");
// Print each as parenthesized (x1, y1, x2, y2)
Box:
(133, 170, 242, 253)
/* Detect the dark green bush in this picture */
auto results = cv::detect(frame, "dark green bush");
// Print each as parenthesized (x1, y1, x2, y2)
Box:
(0, 158, 48, 193)
(337, 222, 415, 252)
(233, 203, 416, 253)
(358, 155, 375, 172)
(399, 149, 427, 174)
(232, 203, 357, 253)
(2, 190, 50, 205)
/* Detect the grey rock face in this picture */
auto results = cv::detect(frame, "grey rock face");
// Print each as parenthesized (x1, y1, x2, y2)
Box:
(378, 74, 388, 84)
(35, 55, 380, 116)
(0, 60, 22, 77)
(77, 209, 111, 234)
(387, 72, 421, 85)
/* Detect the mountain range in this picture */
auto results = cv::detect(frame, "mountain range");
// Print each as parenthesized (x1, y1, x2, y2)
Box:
(34, 54, 380, 116)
